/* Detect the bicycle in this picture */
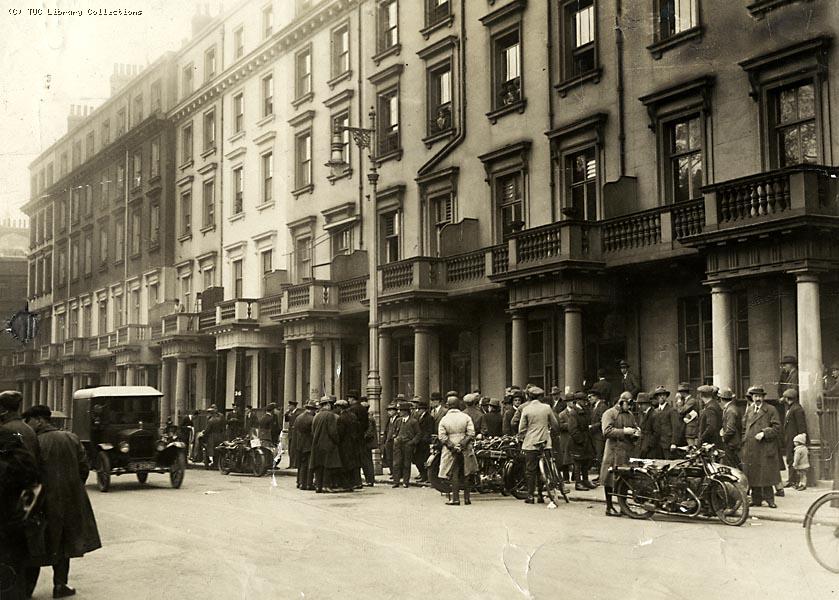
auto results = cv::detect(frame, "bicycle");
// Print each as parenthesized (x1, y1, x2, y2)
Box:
(533, 441, 570, 506)
(804, 490, 839, 573)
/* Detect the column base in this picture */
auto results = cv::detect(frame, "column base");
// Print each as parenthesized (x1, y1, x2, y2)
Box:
(372, 448, 383, 476)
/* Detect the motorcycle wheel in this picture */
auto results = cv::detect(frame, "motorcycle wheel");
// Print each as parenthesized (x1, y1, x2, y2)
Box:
(538, 458, 567, 506)
(615, 475, 656, 520)
(218, 452, 232, 475)
(170, 452, 186, 489)
(426, 453, 452, 494)
(709, 480, 748, 526)
(97, 452, 111, 493)
(503, 460, 529, 500)
(251, 450, 268, 477)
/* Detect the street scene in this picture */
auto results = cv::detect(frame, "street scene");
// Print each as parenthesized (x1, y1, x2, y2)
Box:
(2, 0, 839, 598)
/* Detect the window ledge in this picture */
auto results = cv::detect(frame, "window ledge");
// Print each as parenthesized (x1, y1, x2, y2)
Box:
(256, 114, 275, 128)
(647, 26, 703, 60)
(291, 184, 315, 198)
(228, 212, 245, 223)
(113, 259, 124, 267)
(256, 201, 275, 211)
(149, 175, 161, 186)
(200, 147, 217, 159)
(327, 70, 353, 90)
(375, 148, 403, 166)
(486, 99, 527, 124)
(422, 128, 456, 148)
(228, 131, 246, 144)
(420, 15, 455, 40)
(373, 43, 401, 66)
(98, 264, 108, 273)
(327, 168, 353, 185)
(148, 242, 160, 252)
(554, 68, 603, 98)
(179, 159, 194, 171)
(178, 233, 192, 243)
(200, 224, 216, 234)
(747, 0, 808, 18)
(291, 92, 314, 109)
(129, 252, 141, 260)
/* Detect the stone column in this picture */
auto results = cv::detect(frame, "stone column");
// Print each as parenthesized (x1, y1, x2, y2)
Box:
(116, 367, 125, 386)
(511, 311, 528, 388)
(564, 305, 584, 394)
(195, 358, 208, 409)
(710, 283, 735, 390)
(379, 330, 392, 409)
(429, 330, 441, 397)
(309, 339, 324, 400)
(125, 365, 136, 386)
(160, 359, 172, 426)
(175, 357, 188, 425)
(61, 375, 72, 414)
(39, 378, 47, 405)
(46, 377, 54, 409)
(71, 374, 82, 423)
(413, 326, 431, 401)
(283, 343, 296, 412)
(796, 272, 823, 441)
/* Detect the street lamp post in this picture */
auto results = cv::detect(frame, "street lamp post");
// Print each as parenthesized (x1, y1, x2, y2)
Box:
(326, 107, 383, 475)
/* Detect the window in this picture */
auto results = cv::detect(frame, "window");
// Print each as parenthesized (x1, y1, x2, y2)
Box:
(261, 249, 273, 293)
(492, 29, 522, 110)
(380, 211, 400, 264)
(85, 185, 93, 215)
(60, 152, 68, 176)
(149, 203, 160, 246)
(430, 193, 453, 255)
(679, 295, 713, 390)
(559, 0, 598, 85)
(72, 141, 81, 167)
(480, 141, 531, 242)
(181, 191, 192, 236)
(46, 164, 53, 187)
(262, 5, 273, 39)
(378, 0, 398, 53)
(130, 208, 141, 255)
(734, 291, 750, 397)
(331, 228, 352, 258)
(295, 238, 311, 281)
(262, 75, 273, 117)
(151, 80, 162, 112)
(115, 218, 125, 262)
(205, 46, 216, 81)
(113, 294, 124, 328)
(427, 61, 453, 135)
(84, 237, 92, 275)
(773, 81, 817, 167)
(70, 189, 80, 223)
(82, 304, 91, 337)
(182, 64, 194, 98)
(182, 123, 193, 163)
(331, 24, 350, 79)
(331, 112, 350, 171)
(426, 0, 451, 27)
(203, 109, 216, 151)
(233, 167, 244, 214)
(203, 179, 215, 228)
(68, 307, 78, 339)
(117, 109, 126, 136)
(181, 275, 192, 311)
(132, 149, 142, 188)
(202, 268, 214, 291)
(233, 93, 244, 132)
(377, 87, 400, 155)
(151, 137, 160, 179)
(497, 172, 524, 238)
(232, 259, 243, 297)
(566, 147, 597, 221)
(86, 131, 94, 159)
(666, 115, 703, 202)
(295, 132, 312, 190)
(71, 239, 79, 280)
(102, 120, 110, 146)
(133, 94, 143, 125)
(656, 0, 698, 41)
(234, 26, 244, 59)
(57, 250, 66, 285)
(262, 152, 273, 203)
(130, 289, 140, 324)
(295, 47, 312, 99)
(58, 199, 67, 231)
(98, 301, 108, 334)
(99, 227, 109, 265)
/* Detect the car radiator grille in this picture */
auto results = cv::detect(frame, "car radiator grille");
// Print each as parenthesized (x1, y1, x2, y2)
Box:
(129, 434, 156, 460)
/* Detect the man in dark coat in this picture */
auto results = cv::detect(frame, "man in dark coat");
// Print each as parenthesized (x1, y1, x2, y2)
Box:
(569, 392, 596, 489)
(412, 399, 434, 482)
(347, 391, 369, 489)
(480, 399, 503, 437)
(293, 400, 317, 490)
(258, 404, 276, 445)
(636, 393, 658, 458)
(334, 400, 359, 492)
(462, 393, 483, 434)
(697, 385, 722, 447)
(244, 405, 258, 436)
(588, 389, 607, 469)
(0, 390, 39, 460)
(781, 389, 808, 488)
(202, 406, 225, 467)
(391, 401, 422, 488)
(677, 382, 700, 446)
(360, 400, 377, 486)
(501, 396, 515, 436)
(778, 355, 799, 398)
(618, 360, 640, 399)
(719, 388, 742, 468)
(590, 369, 613, 406)
(25, 405, 101, 599)
(284, 400, 303, 468)
(601, 392, 640, 517)
(741, 386, 781, 508)
(309, 397, 342, 493)
(382, 402, 398, 473)
(430, 392, 448, 431)
(651, 386, 678, 458)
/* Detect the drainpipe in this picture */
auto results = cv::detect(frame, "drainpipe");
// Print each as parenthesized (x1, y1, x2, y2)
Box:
(547, 0, 556, 222)
(615, 0, 626, 177)
(357, 1, 364, 246)
(417, 0, 467, 177)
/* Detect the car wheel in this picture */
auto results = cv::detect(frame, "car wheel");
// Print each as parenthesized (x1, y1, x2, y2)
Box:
(97, 453, 111, 493)
(170, 452, 186, 489)
(136, 472, 148, 484)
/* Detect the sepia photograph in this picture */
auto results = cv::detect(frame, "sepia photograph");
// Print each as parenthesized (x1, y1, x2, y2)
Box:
(1, 0, 838, 598)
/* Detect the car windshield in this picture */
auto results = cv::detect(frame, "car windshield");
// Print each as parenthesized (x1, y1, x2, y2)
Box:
(92, 397, 158, 426)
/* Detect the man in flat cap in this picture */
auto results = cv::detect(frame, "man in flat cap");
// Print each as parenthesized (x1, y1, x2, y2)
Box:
(741, 386, 781, 508)
(781, 388, 808, 489)
(697, 385, 722, 447)
(601, 392, 640, 516)
(652, 386, 678, 459)
(480, 399, 503, 438)
(0, 390, 39, 460)
(462, 393, 483, 435)
(719, 388, 742, 468)
(517, 386, 560, 504)
(392, 401, 421, 488)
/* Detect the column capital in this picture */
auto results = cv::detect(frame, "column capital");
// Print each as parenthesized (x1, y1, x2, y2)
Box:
(413, 324, 433, 334)
(378, 328, 392, 340)
(510, 309, 528, 320)
(562, 303, 583, 314)
(703, 279, 732, 294)
(790, 269, 821, 284)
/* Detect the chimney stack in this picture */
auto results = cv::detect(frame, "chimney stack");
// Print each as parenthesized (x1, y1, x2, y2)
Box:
(109, 62, 142, 96)
(191, 3, 213, 36)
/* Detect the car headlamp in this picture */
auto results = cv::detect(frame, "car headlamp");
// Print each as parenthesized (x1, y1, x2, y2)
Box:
(118, 441, 130, 454)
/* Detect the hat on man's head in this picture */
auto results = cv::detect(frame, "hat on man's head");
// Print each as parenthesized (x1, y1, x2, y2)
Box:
(463, 393, 479, 405)
(618, 391, 633, 402)
(416, 398, 429, 408)
(652, 386, 670, 398)
(619, 360, 630, 368)
(551, 386, 561, 394)
(677, 382, 691, 393)
(511, 389, 526, 400)
(288, 399, 299, 405)
(746, 385, 766, 397)
(207, 404, 218, 412)
(587, 388, 602, 398)
(265, 403, 277, 411)
(446, 396, 460, 408)
(398, 401, 413, 412)
(430, 391, 443, 401)
(697, 384, 716, 396)
(318, 396, 332, 406)
(501, 396, 513, 405)
(527, 386, 545, 398)
(719, 388, 734, 401)
(347, 389, 360, 399)
(334, 399, 349, 407)
(305, 399, 319, 409)
(782, 388, 799, 400)
(780, 355, 798, 365)
(573, 391, 587, 401)
(636, 392, 651, 405)
(28, 404, 51, 419)
(395, 393, 406, 401)
(445, 390, 459, 399)
(489, 398, 501, 408)
(0, 390, 23, 412)
(386, 402, 398, 410)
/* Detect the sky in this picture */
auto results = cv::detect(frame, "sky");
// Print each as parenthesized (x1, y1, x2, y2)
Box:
(0, 0, 224, 220)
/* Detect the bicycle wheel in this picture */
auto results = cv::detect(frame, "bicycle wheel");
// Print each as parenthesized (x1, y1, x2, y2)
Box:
(538, 456, 568, 505)
(709, 480, 749, 526)
(805, 491, 839, 573)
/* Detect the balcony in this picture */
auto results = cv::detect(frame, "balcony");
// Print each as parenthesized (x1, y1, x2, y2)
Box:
(110, 324, 151, 348)
(62, 338, 89, 359)
(280, 282, 338, 316)
(13, 349, 38, 367)
(150, 313, 203, 340)
(90, 334, 111, 357)
(216, 299, 259, 325)
(39, 343, 63, 362)
(258, 294, 284, 322)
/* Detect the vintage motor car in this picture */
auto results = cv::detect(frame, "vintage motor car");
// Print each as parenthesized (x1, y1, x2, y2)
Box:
(72, 386, 186, 492)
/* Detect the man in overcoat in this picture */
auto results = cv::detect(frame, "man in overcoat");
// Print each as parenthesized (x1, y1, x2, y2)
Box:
(697, 385, 722, 447)
(391, 401, 422, 488)
(588, 389, 607, 469)
(335, 399, 359, 492)
(778, 356, 799, 398)
(636, 393, 658, 458)
(202, 405, 225, 468)
(309, 397, 342, 493)
(781, 388, 808, 488)
(412, 398, 434, 482)
(501, 396, 515, 436)
(430, 392, 448, 431)
(618, 360, 640, 399)
(24, 405, 101, 599)
(590, 369, 613, 406)
(517, 387, 560, 504)
(284, 400, 304, 468)
(0, 390, 39, 459)
(741, 386, 781, 508)
(677, 382, 700, 447)
(347, 391, 369, 489)
(437, 396, 478, 505)
(569, 392, 596, 489)
(382, 402, 398, 473)
(462, 393, 483, 434)
(601, 392, 640, 517)
(293, 400, 316, 490)
(480, 399, 503, 437)
(719, 388, 742, 468)
(651, 386, 678, 459)
(555, 395, 577, 483)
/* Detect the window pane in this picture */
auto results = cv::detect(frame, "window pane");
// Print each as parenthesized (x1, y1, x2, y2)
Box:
(801, 122, 817, 163)
(781, 127, 799, 166)
(674, 120, 689, 153)
(689, 154, 703, 200)
(798, 83, 815, 118)
(574, 4, 594, 47)
(779, 88, 797, 123)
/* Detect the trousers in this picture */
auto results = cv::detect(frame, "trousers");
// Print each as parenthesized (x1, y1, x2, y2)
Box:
(25, 558, 70, 596)
(450, 452, 469, 502)
(524, 450, 543, 496)
(392, 442, 414, 484)
(361, 449, 375, 484)
(297, 452, 312, 489)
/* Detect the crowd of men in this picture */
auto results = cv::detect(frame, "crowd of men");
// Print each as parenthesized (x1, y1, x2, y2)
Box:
(0, 390, 100, 599)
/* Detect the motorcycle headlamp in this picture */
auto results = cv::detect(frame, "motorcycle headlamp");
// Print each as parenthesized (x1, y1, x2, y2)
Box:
(118, 441, 130, 454)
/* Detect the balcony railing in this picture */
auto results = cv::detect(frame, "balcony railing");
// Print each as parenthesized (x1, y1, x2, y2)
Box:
(216, 299, 259, 323)
(62, 338, 89, 357)
(258, 294, 283, 320)
(338, 277, 367, 304)
(602, 208, 662, 253)
(715, 171, 791, 224)
(381, 261, 414, 291)
(111, 324, 149, 347)
(287, 285, 311, 309)
(491, 244, 509, 275)
(444, 250, 486, 284)
(218, 300, 235, 321)
(13, 349, 37, 367)
(671, 198, 706, 239)
(517, 224, 562, 263)
(198, 311, 216, 330)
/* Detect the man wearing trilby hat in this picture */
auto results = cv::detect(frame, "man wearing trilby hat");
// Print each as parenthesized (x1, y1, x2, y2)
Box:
(651, 386, 678, 459)
(741, 385, 781, 508)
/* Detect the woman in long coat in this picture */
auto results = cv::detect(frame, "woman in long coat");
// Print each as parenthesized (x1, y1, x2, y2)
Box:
(569, 398, 596, 489)
(600, 392, 640, 516)
(741, 389, 781, 507)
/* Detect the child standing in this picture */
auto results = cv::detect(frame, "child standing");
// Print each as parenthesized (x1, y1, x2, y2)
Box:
(792, 433, 810, 490)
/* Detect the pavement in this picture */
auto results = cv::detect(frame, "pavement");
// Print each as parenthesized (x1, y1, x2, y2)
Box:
(27, 463, 839, 600)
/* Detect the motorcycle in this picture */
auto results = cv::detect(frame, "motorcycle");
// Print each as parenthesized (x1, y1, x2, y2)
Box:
(610, 443, 750, 526)
(215, 436, 273, 477)
(427, 434, 528, 498)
